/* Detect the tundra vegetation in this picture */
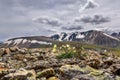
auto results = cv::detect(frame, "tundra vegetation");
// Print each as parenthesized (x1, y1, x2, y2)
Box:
(0, 42, 120, 80)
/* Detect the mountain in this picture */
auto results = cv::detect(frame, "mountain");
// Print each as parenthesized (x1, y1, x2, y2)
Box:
(1, 30, 120, 48)
(0, 42, 3, 46)
(111, 32, 120, 39)
(0, 36, 53, 48)
(51, 30, 120, 47)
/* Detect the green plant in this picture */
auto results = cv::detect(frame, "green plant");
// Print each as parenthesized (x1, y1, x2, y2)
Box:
(56, 44, 86, 59)
(52, 44, 57, 53)
(57, 52, 74, 59)
(56, 44, 75, 59)
(73, 43, 85, 58)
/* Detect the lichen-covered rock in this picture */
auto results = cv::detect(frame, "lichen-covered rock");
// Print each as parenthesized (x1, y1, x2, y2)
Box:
(71, 75, 94, 80)
(0, 47, 119, 80)
(47, 76, 59, 80)
(59, 65, 85, 73)
(37, 68, 55, 78)
(1, 68, 36, 80)
(59, 64, 116, 80)
(59, 65, 90, 79)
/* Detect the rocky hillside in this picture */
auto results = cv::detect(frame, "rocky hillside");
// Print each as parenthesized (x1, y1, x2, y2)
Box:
(0, 36, 53, 48)
(0, 30, 120, 48)
(51, 30, 120, 47)
(111, 32, 120, 39)
(0, 46, 120, 80)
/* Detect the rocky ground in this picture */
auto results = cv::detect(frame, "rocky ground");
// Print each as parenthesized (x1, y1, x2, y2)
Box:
(0, 46, 120, 80)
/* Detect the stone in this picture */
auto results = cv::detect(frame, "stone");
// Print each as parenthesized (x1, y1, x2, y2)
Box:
(18, 48, 26, 54)
(4, 48, 11, 55)
(47, 76, 59, 80)
(0, 48, 5, 56)
(37, 68, 55, 78)
(0, 62, 6, 68)
(59, 65, 82, 73)
(59, 65, 88, 79)
(71, 75, 94, 80)
(9, 46, 19, 52)
(1, 68, 36, 80)
(110, 64, 120, 76)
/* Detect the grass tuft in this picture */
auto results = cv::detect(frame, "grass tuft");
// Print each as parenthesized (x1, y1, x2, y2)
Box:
(57, 52, 74, 59)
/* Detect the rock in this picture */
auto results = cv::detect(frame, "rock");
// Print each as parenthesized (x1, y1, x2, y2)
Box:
(13, 53, 25, 60)
(4, 48, 11, 55)
(38, 77, 47, 80)
(59, 65, 83, 73)
(26, 60, 50, 70)
(31, 52, 45, 60)
(59, 65, 88, 79)
(23, 59, 28, 62)
(0, 62, 6, 68)
(0, 47, 120, 80)
(59, 65, 109, 80)
(103, 57, 115, 68)
(47, 76, 59, 80)
(110, 64, 120, 76)
(37, 68, 55, 78)
(86, 58, 103, 69)
(0, 69, 16, 78)
(71, 75, 94, 80)
(31, 53, 40, 57)
(116, 76, 120, 80)
(29, 49, 40, 53)
(9, 46, 19, 52)
(0, 48, 5, 56)
(18, 48, 26, 54)
(1, 68, 36, 80)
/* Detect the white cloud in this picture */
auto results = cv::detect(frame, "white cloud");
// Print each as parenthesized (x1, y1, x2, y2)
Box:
(79, 0, 99, 12)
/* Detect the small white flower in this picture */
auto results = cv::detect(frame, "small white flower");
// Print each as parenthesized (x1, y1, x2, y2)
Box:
(66, 44, 70, 48)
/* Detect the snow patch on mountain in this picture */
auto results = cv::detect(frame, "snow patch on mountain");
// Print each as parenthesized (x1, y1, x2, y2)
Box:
(4, 38, 52, 46)
(22, 39, 28, 44)
(13, 39, 23, 45)
(103, 33, 120, 41)
(76, 34, 85, 39)
(31, 40, 52, 45)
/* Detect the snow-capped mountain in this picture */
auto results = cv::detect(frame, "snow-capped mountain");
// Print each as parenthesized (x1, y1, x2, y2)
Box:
(1, 36, 53, 48)
(1, 30, 120, 48)
(111, 32, 120, 39)
(51, 30, 120, 47)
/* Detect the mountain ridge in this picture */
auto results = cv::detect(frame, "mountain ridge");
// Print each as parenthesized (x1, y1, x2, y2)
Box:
(51, 30, 120, 47)
(0, 30, 120, 48)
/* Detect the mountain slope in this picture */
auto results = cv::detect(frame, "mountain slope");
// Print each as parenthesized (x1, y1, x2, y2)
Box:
(111, 32, 120, 39)
(51, 30, 120, 47)
(1, 30, 120, 48)
(1, 36, 53, 48)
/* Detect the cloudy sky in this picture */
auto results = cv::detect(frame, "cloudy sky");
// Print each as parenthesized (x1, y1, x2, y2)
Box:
(0, 0, 120, 41)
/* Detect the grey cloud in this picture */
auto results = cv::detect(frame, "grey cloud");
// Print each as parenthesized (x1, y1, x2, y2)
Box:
(46, 29, 57, 33)
(62, 25, 83, 30)
(33, 17, 61, 26)
(0, 0, 120, 41)
(79, 0, 98, 11)
(75, 14, 110, 25)
(2, 0, 81, 10)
